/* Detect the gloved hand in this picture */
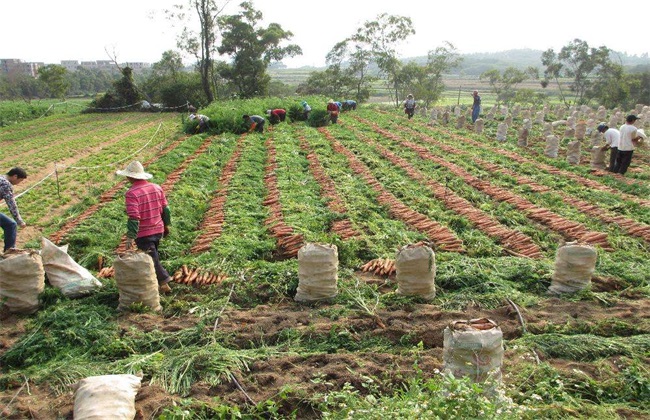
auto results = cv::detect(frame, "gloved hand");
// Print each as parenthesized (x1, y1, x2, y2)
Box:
(125, 238, 134, 250)
(163, 226, 170, 238)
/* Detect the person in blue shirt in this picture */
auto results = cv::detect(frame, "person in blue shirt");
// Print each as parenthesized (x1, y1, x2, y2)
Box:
(334, 101, 343, 111)
(471, 90, 481, 123)
(342, 100, 357, 111)
(301, 101, 312, 120)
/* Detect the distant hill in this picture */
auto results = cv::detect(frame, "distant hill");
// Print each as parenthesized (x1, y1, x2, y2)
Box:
(404, 48, 650, 76)
(272, 48, 650, 85)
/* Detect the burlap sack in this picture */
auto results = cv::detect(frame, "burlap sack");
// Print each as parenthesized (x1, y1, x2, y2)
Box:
(443, 318, 504, 383)
(395, 244, 435, 299)
(0, 250, 45, 314)
(72, 374, 141, 420)
(113, 251, 161, 312)
(294, 243, 338, 302)
(40, 237, 102, 298)
(549, 242, 597, 294)
(590, 146, 607, 170)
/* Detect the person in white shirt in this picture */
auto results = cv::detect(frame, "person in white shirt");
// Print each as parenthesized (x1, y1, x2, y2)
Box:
(616, 115, 643, 175)
(597, 123, 620, 172)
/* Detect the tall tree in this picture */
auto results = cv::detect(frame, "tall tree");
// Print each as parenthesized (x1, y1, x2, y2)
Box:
(350, 13, 415, 106)
(480, 67, 530, 107)
(217, 1, 302, 98)
(541, 38, 617, 107)
(420, 42, 463, 107)
(37, 65, 70, 99)
(167, 0, 231, 102)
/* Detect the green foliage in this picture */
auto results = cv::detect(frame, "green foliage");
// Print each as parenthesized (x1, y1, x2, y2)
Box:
(287, 104, 306, 121)
(315, 373, 523, 419)
(217, 1, 302, 98)
(184, 96, 326, 134)
(87, 67, 142, 111)
(308, 109, 330, 127)
(541, 38, 618, 106)
(0, 300, 118, 368)
(0, 99, 85, 126)
(516, 334, 650, 361)
(36, 64, 70, 99)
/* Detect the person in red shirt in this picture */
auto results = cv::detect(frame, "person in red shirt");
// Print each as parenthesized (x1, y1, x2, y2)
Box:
(266, 108, 286, 125)
(116, 161, 172, 293)
(327, 99, 339, 124)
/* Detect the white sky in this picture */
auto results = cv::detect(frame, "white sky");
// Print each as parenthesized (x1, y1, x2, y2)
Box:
(2, 1, 649, 68)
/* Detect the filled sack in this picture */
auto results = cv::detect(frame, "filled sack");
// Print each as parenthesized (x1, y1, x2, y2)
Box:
(0, 249, 45, 314)
(113, 250, 161, 312)
(395, 243, 436, 300)
(72, 374, 142, 420)
(294, 243, 338, 302)
(40, 237, 102, 298)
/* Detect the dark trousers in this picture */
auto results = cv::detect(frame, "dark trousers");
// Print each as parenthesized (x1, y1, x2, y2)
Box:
(255, 121, 265, 132)
(0, 213, 17, 251)
(607, 147, 618, 172)
(615, 150, 634, 175)
(135, 233, 170, 284)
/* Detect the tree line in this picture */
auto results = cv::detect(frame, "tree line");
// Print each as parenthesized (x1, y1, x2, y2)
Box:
(2, 0, 649, 111)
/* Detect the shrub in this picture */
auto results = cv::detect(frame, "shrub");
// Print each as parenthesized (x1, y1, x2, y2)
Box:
(308, 109, 330, 127)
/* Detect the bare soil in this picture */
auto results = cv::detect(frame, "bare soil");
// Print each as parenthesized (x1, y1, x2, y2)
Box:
(1, 273, 648, 419)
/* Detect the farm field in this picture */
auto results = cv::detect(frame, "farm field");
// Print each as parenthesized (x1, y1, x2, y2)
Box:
(0, 106, 649, 419)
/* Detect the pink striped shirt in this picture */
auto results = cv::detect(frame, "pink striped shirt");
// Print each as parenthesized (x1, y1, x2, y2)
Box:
(125, 180, 168, 238)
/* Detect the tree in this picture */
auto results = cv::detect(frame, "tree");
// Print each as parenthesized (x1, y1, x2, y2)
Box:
(480, 67, 529, 107)
(37, 65, 70, 99)
(350, 13, 415, 106)
(320, 40, 374, 101)
(541, 38, 617, 107)
(419, 42, 463, 107)
(167, 0, 231, 103)
(141, 51, 204, 107)
(0, 73, 41, 101)
(217, 1, 302, 98)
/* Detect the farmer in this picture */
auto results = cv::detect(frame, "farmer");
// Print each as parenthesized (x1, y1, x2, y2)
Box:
(116, 161, 172, 294)
(327, 99, 340, 124)
(615, 115, 643, 175)
(403, 94, 416, 119)
(471, 90, 481, 123)
(188, 106, 210, 133)
(342, 100, 357, 111)
(597, 123, 620, 172)
(301, 101, 312, 120)
(243, 114, 265, 133)
(266, 108, 287, 125)
(0, 167, 27, 252)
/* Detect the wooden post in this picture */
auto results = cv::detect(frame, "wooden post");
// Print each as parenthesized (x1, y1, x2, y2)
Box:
(54, 163, 61, 198)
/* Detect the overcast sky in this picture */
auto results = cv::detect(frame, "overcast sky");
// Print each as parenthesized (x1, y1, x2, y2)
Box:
(3, 1, 649, 68)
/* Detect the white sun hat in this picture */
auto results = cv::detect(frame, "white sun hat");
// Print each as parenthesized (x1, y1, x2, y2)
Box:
(116, 161, 153, 179)
(637, 128, 647, 140)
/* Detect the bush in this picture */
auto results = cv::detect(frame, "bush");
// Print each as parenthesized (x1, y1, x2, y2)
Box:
(307, 109, 330, 127)
(287, 104, 307, 122)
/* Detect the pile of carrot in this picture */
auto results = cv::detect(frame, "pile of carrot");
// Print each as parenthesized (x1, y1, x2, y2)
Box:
(172, 265, 227, 286)
(360, 258, 396, 276)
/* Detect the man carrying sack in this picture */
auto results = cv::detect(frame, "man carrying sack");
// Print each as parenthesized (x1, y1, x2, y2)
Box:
(116, 161, 172, 293)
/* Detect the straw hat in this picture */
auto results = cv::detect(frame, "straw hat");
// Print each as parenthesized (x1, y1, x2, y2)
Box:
(116, 161, 152, 180)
